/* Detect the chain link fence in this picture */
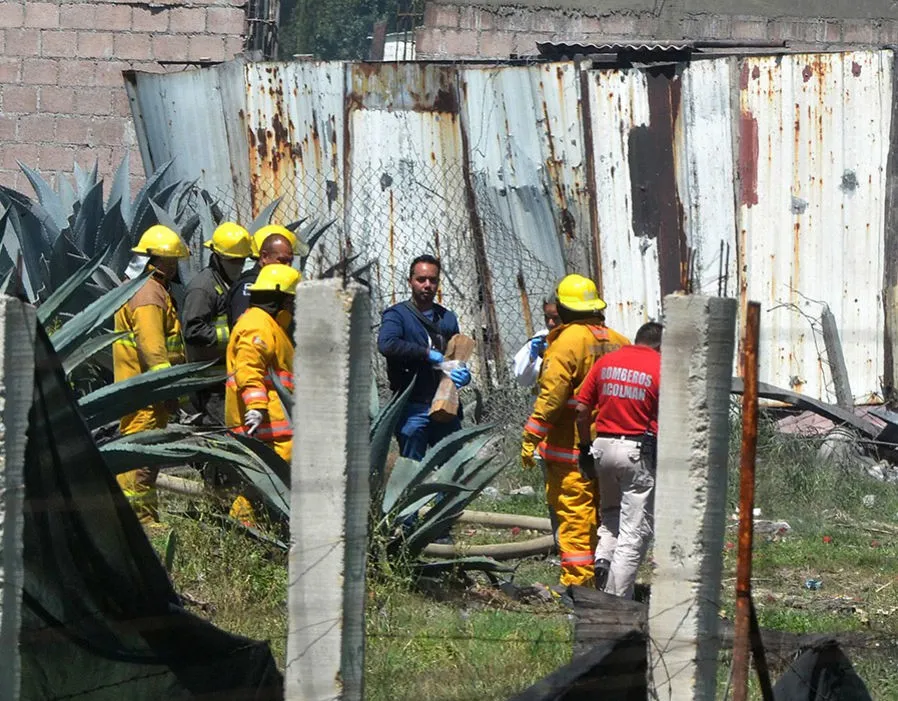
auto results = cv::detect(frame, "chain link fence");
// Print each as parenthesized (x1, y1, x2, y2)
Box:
(212, 160, 566, 435)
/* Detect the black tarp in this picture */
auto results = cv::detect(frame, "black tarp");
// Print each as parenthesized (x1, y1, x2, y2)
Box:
(19, 324, 284, 700)
(773, 639, 873, 701)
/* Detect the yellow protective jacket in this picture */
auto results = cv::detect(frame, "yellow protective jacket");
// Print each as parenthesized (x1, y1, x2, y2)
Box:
(225, 306, 294, 445)
(524, 320, 629, 464)
(113, 273, 185, 435)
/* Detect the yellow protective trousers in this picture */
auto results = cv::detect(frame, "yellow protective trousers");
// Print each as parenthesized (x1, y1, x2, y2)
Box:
(545, 460, 597, 587)
(117, 405, 169, 524)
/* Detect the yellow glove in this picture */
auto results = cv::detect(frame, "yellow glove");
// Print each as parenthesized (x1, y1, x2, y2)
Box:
(520, 431, 542, 469)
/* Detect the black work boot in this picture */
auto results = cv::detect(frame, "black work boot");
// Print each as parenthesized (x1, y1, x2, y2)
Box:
(594, 559, 610, 590)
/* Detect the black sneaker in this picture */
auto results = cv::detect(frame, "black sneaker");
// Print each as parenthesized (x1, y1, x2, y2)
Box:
(594, 559, 610, 590)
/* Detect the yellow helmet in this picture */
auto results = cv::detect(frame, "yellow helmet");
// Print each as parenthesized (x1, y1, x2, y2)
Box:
(204, 222, 252, 259)
(555, 274, 606, 313)
(132, 225, 190, 259)
(247, 263, 302, 295)
(251, 224, 300, 258)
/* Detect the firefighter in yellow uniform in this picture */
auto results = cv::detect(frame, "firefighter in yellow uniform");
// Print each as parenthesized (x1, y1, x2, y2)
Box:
(113, 225, 190, 523)
(225, 263, 300, 524)
(520, 274, 629, 587)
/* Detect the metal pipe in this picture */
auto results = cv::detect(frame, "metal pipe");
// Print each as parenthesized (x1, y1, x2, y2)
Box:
(733, 300, 760, 701)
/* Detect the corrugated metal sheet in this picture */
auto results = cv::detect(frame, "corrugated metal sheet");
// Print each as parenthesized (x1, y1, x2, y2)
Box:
(737, 51, 892, 402)
(127, 50, 896, 401)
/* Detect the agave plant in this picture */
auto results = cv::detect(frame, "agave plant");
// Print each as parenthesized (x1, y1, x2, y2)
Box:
(266, 374, 509, 576)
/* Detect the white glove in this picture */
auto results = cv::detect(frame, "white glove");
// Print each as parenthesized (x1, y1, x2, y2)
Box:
(244, 409, 266, 436)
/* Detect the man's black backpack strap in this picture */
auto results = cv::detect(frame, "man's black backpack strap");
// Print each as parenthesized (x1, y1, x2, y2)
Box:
(403, 300, 448, 353)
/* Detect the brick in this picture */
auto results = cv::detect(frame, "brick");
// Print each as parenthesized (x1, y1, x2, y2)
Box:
(882, 20, 898, 44)
(40, 86, 76, 113)
(111, 88, 131, 116)
(73, 86, 114, 115)
(843, 20, 875, 44)
(1, 143, 39, 171)
(40, 29, 71, 57)
(58, 59, 96, 86)
(0, 58, 22, 83)
(579, 13, 606, 34)
(19, 114, 55, 142)
(824, 21, 843, 42)
(429, 3, 458, 28)
(25, 3, 59, 29)
(223, 35, 245, 58)
(22, 58, 59, 85)
(0, 116, 17, 142)
(94, 60, 130, 87)
(438, 28, 477, 57)
(2, 85, 38, 113)
(132, 6, 168, 32)
(601, 12, 637, 36)
(38, 145, 76, 171)
(77, 31, 114, 58)
(152, 34, 186, 61)
(169, 7, 206, 33)
(0, 170, 19, 190)
(512, 31, 546, 56)
(55, 115, 92, 144)
(0, 2, 24, 29)
(414, 27, 437, 57)
(692, 14, 733, 40)
(732, 17, 768, 41)
(497, 7, 532, 32)
(188, 34, 225, 61)
(114, 32, 152, 60)
(4, 27, 40, 56)
(480, 30, 514, 58)
(90, 116, 125, 145)
(101, 3, 132, 31)
(60, 3, 97, 29)
(206, 6, 244, 34)
(458, 6, 488, 30)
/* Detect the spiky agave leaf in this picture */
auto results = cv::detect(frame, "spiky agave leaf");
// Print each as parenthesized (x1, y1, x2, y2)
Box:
(125, 158, 173, 231)
(37, 249, 108, 326)
(369, 381, 413, 498)
(107, 152, 130, 214)
(70, 180, 104, 256)
(78, 362, 223, 429)
(267, 368, 293, 428)
(297, 218, 336, 273)
(2, 198, 54, 301)
(48, 269, 151, 357)
(18, 162, 68, 232)
(61, 332, 127, 375)
(247, 198, 282, 234)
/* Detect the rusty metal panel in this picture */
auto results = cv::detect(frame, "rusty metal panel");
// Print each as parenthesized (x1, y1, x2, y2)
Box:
(737, 51, 893, 402)
(459, 63, 594, 361)
(343, 64, 482, 346)
(125, 61, 250, 220)
(244, 61, 345, 225)
(676, 57, 739, 299)
(586, 67, 661, 340)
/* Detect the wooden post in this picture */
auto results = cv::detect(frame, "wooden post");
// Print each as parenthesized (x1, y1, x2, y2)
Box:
(287, 280, 372, 701)
(0, 297, 37, 701)
(648, 294, 737, 701)
(820, 306, 853, 410)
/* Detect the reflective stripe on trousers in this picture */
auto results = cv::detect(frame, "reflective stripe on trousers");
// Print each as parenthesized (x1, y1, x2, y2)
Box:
(544, 460, 597, 587)
(215, 315, 230, 347)
(231, 420, 292, 441)
(591, 436, 655, 599)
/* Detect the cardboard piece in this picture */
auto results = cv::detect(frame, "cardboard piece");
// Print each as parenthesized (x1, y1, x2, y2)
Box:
(429, 334, 476, 423)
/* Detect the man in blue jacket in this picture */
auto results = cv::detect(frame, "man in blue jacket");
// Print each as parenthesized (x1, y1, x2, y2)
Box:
(377, 254, 472, 460)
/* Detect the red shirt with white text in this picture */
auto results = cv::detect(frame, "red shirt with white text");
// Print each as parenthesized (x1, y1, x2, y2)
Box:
(575, 344, 660, 435)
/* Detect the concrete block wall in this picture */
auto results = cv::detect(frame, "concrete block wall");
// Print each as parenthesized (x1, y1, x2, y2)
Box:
(0, 0, 246, 193)
(416, 2, 898, 59)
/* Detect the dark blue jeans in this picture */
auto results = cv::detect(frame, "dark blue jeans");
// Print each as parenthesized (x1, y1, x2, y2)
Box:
(396, 402, 462, 460)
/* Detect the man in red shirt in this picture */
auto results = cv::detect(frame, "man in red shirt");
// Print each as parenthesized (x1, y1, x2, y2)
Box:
(574, 322, 662, 598)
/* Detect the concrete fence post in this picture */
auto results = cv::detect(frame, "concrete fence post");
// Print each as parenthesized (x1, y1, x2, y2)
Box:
(648, 294, 737, 701)
(286, 280, 372, 701)
(0, 297, 37, 701)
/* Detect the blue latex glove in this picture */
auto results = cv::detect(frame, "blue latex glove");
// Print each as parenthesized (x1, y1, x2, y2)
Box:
(428, 349, 444, 364)
(529, 336, 547, 361)
(449, 366, 471, 388)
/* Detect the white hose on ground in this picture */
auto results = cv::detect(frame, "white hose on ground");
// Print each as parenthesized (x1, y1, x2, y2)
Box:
(422, 535, 556, 560)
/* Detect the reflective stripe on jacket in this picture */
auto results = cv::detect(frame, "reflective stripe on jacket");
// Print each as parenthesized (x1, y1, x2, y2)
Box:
(524, 320, 629, 464)
(225, 306, 294, 442)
